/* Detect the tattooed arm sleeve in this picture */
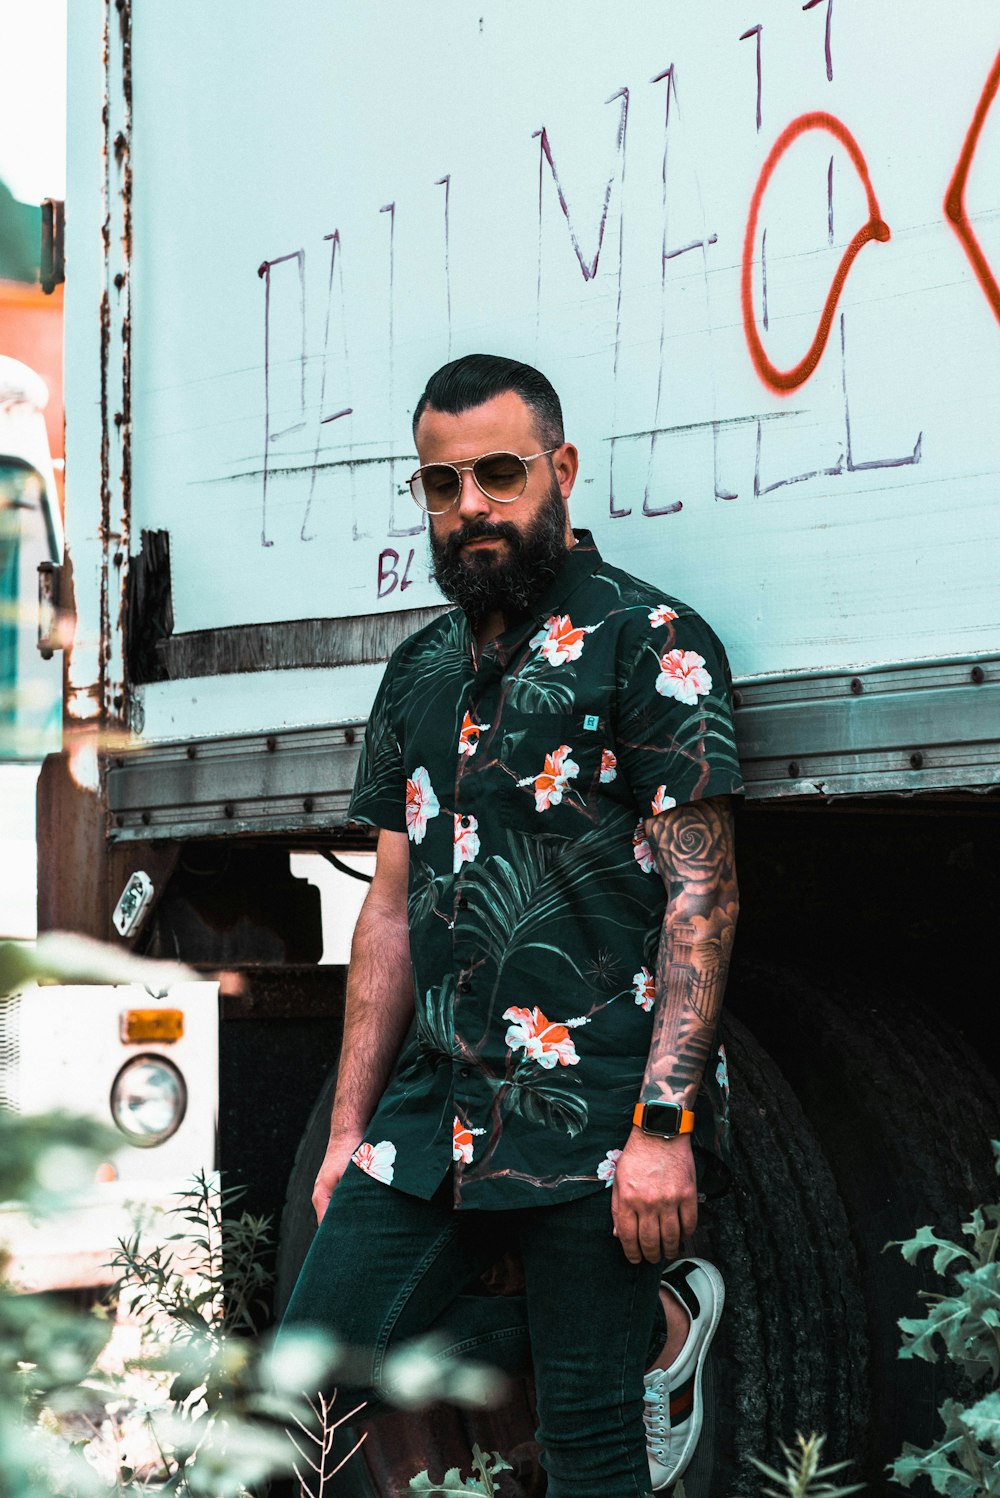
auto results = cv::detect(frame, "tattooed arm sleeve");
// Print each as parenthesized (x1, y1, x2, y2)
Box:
(640, 796, 739, 1111)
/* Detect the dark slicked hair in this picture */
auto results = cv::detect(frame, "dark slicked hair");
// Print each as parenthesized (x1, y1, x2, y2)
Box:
(412, 353, 564, 449)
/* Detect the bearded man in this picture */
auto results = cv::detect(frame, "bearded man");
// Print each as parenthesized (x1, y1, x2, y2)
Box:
(281, 353, 743, 1497)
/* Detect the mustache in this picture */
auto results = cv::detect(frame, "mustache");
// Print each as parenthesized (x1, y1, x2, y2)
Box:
(441, 518, 520, 562)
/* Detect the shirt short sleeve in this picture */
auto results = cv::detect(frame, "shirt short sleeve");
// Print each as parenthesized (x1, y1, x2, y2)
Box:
(613, 606, 743, 820)
(347, 659, 408, 834)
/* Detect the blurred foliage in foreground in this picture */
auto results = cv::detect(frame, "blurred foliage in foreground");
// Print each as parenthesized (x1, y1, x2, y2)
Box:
(1, 931, 506, 1496)
(888, 1139, 1000, 1497)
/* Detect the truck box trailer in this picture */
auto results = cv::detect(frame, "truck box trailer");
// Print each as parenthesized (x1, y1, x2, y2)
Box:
(25, 2, 1000, 1493)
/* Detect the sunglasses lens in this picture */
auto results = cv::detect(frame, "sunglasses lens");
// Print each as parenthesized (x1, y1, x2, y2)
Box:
(412, 464, 461, 512)
(473, 452, 528, 499)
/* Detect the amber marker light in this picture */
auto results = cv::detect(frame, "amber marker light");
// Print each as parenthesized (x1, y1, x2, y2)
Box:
(120, 1009, 184, 1044)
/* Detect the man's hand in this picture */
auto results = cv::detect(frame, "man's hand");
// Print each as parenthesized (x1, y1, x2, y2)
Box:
(611, 1127, 698, 1263)
(312, 1131, 362, 1224)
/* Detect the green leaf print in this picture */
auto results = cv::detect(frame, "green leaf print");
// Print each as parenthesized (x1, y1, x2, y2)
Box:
(505, 671, 577, 714)
(417, 979, 456, 1061)
(408, 857, 447, 928)
(503, 1077, 589, 1137)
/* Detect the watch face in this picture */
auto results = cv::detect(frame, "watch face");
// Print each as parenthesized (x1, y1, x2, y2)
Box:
(642, 1102, 683, 1136)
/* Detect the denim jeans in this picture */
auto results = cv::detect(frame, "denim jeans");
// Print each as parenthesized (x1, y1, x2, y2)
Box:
(280, 1163, 664, 1498)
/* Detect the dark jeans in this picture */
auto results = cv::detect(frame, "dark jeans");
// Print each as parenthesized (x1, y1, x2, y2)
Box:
(279, 1163, 664, 1498)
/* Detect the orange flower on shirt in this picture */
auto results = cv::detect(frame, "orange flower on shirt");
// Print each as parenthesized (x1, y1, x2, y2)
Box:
(458, 710, 490, 757)
(650, 785, 676, 815)
(529, 614, 594, 666)
(648, 604, 679, 628)
(452, 1115, 486, 1164)
(503, 1006, 585, 1068)
(519, 743, 579, 812)
(600, 748, 618, 783)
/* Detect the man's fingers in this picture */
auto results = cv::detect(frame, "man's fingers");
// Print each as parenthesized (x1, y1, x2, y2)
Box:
(638, 1210, 665, 1264)
(614, 1207, 642, 1263)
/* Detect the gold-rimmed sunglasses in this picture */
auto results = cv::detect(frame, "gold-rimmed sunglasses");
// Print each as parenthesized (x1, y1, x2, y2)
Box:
(408, 448, 559, 514)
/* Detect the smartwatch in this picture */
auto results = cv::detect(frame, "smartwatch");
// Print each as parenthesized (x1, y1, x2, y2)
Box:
(632, 1101, 696, 1138)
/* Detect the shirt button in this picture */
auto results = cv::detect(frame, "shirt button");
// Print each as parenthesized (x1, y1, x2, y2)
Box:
(456, 975, 470, 993)
(456, 894, 468, 910)
(458, 1066, 471, 1079)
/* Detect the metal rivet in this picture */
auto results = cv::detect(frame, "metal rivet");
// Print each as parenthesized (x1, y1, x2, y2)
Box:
(850, 677, 863, 695)
(224, 803, 235, 818)
(113, 551, 123, 567)
(114, 814, 124, 828)
(910, 751, 924, 770)
(141, 811, 150, 825)
(344, 727, 356, 745)
(114, 411, 124, 427)
(186, 745, 196, 759)
(732, 690, 743, 709)
(266, 736, 277, 751)
(303, 797, 315, 813)
(115, 757, 124, 769)
(114, 131, 128, 152)
(113, 694, 123, 709)
(114, 272, 126, 289)
(788, 761, 800, 777)
(971, 665, 985, 684)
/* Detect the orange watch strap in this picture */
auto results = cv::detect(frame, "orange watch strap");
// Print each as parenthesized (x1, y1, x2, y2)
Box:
(632, 1102, 696, 1134)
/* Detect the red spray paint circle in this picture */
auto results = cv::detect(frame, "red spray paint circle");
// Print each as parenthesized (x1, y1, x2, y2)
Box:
(741, 111, 890, 394)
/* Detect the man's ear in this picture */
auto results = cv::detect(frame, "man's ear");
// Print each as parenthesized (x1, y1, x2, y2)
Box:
(554, 442, 579, 500)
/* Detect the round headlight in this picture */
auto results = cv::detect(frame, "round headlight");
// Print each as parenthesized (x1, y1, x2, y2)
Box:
(110, 1054, 187, 1147)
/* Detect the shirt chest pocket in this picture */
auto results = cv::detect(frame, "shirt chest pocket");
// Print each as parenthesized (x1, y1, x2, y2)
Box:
(490, 708, 612, 838)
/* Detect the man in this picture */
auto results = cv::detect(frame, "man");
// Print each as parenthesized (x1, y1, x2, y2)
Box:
(282, 354, 742, 1497)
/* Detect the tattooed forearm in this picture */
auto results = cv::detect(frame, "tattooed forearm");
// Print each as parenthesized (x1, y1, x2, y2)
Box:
(640, 797, 738, 1110)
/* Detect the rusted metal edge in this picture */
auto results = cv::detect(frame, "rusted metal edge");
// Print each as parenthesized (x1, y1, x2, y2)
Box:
(153, 606, 450, 679)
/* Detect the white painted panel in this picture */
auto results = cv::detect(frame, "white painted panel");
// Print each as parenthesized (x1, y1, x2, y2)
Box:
(123, 1, 1000, 719)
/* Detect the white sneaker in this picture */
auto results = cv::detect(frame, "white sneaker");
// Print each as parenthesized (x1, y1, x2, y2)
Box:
(643, 1257, 725, 1491)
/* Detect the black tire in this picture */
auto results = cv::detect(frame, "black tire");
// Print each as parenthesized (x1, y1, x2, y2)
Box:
(275, 1021, 870, 1497)
(727, 961, 1000, 1495)
(681, 1011, 869, 1498)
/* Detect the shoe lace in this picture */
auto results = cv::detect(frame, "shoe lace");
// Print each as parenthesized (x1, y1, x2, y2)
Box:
(643, 1382, 672, 1458)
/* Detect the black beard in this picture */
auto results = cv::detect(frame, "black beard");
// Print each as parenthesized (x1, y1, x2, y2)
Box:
(429, 480, 569, 631)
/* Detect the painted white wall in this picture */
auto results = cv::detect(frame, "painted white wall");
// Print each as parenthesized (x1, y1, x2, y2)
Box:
(66, 3, 1000, 745)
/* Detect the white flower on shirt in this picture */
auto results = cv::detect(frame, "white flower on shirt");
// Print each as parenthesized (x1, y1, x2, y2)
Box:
(632, 966, 656, 1012)
(405, 766, 440, 844)
(648, 604, 679, 628)
(352, 1139, 396, 1185)
(632, 822, 655, 873)
(453, 813, 480, 871)
(650, 785, 676, 815)
(655, 649, 713, 706)
(597, 1148, 622, 1187)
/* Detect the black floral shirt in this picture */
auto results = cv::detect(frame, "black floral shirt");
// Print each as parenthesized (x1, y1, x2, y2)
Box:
(347, 531, 743, 1208)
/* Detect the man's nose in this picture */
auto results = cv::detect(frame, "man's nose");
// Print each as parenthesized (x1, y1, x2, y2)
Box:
(456, 466, 491, 520)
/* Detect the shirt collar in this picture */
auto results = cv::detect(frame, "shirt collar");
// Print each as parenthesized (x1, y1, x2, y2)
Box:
(473, 529, 603, 675)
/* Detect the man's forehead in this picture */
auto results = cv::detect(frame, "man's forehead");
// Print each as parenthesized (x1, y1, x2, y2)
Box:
(415, 390, 540, 456)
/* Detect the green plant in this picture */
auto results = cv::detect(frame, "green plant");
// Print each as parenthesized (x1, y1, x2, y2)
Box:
(407, 1442, 513, 1494)
(105, 1170, 334, 1496)
(752, 1432, 864, 1497)
(887, 1139, 1000, 1497)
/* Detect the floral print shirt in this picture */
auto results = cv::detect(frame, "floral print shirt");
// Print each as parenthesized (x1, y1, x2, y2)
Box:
(348, 531, 743, 1209)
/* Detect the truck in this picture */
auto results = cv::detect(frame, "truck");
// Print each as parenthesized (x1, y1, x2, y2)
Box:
(21, 2, 1000, 1493)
